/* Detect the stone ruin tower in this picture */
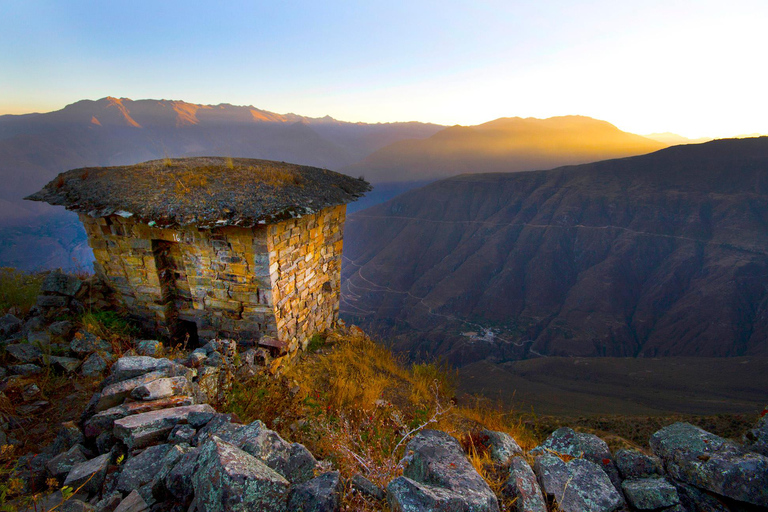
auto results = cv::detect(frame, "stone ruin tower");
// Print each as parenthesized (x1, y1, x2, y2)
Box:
(27, 157, 370, 353)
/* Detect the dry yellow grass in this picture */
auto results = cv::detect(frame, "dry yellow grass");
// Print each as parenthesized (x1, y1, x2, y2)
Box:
(225, 327, 538, 510)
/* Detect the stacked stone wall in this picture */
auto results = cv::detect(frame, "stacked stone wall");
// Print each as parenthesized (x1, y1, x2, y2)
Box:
(79, 204, 345, 350)
(267, 205, 345, 352)
(80, 215, 276, 342)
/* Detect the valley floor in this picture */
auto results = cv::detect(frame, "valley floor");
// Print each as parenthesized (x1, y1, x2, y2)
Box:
(457, 356, 768, 417)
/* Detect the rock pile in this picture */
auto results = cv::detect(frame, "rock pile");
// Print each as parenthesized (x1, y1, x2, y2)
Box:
(3, 272, 768, 511)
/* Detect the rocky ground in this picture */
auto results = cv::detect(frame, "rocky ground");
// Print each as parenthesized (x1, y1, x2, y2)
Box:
(1, 272, 767, 511)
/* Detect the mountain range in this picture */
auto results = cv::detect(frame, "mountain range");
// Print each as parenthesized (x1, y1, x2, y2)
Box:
(0, 98, 671, 270)
(341, 137, 768, 364)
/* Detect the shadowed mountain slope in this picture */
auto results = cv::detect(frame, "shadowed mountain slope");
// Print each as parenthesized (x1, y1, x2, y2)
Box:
(344, 115, 668, 183)
(341, 137, 768, 365)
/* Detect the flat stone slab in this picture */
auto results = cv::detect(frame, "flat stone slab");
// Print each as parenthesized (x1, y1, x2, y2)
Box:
(63, 453, 111, 496)
(96, 371, 168, 412)
(114, 404, 215, 449)
(110, 356, 175, 382)
(131, 376, 191, 401)
(6, 343, 42, 363)
(85, 396, 195, 438)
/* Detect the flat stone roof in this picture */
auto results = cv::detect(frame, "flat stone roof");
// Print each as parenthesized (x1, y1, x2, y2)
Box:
(26, 157, 371, 228)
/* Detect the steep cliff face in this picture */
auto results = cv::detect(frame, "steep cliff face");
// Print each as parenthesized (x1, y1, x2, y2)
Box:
(341, 138, 768, 364)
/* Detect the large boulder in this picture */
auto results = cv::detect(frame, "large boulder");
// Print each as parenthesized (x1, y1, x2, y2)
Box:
(209, 419, 318, 484)
(387, 429, 500, 512)
(532, 427, 621, 488)
(193, 436, 290, 512)
(502, 456, 546, 512)
(650, 422, 768, 507)
(534, 454, 624, 512)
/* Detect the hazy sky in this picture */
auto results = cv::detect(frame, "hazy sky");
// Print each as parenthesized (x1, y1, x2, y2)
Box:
(2, 0, 766, 138)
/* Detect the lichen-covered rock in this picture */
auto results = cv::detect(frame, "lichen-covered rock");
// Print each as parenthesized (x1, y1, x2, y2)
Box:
(193, 436, 290, 512)
(744, 415, 768, 457)
(41, 271, 82, 297)
(109, 356, 175, 382)
(165, 446, 202, 502)
(52, 421, 86, 455)
(288, 471, 342, 512)
(94, 491, 123, 512)
(532, 427, 621, 488)
(6, 343, 42, 363)
(671, 478, 730, 512)
(116, 444, 173, 493)
(70, 331, 111, 356)
(168, 424, 196, 445)
(650, 422, 768, 507)
(81, 352, 111, 377)
(49, 320, 75, 338)
(135, 340, 163, 357)
(621, 478, 679, 510)
(479, 429, 523, 466)
(64, 453, 111, 496)
(213, 419, 318, 484)
(47, 444, 89, 478)
(130, 376, 191, 401)
(351, 473, 386, 501)
(502, 456, 546, 512)
(615, 449, 663, 479)
(534, 454, 624, 512)
(113, 404, 215, 449)
(387, 429, 500, 512)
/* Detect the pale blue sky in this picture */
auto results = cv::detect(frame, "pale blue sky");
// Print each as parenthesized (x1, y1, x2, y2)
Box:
(2, 0, 766, 138)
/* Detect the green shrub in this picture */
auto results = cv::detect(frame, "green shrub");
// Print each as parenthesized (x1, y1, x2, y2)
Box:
(0, 268, 44, 315)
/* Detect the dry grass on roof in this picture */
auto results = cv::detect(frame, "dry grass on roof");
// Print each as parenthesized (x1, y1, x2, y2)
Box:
(25, 157, 371, 229)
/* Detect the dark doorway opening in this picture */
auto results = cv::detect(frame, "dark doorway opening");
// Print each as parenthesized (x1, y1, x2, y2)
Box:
(152, 239, 199, 347)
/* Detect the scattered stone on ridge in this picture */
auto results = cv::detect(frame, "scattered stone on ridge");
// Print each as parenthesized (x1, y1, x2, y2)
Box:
(113, 490, 149, 512)
(41, 271, 82, 297)
(63, 453, 111, 496)
(744, 415, 768, 457)
(351, 473, 386, 501)
(0, 313, 22, 338)
(46, 444, 89, 478)
(96, 371, 169, 412)
(6, 343, 42, 363)
(10, 364, 43, 376)
(81, 352, 111, 377)
(534, 454, 624, 512)
(650, 422, 768, 507)
(502, 456, 546, 512)
(621, 477, 680, 510)
(479, 429, 523, 466)
(113, 404, 215, 449)
(116, 444, 173, 493)
(50, 355, 82, 373)
(130, 376, 191, 401)
(288, 471, 342, 512)
(387, 429, 500, 512)
(70, 331, 111, 356)
(614, 449, 664, 480)
(108, 356, 175, 383)
(135, 340, 162, 357)
(193, 436, 290, 512)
